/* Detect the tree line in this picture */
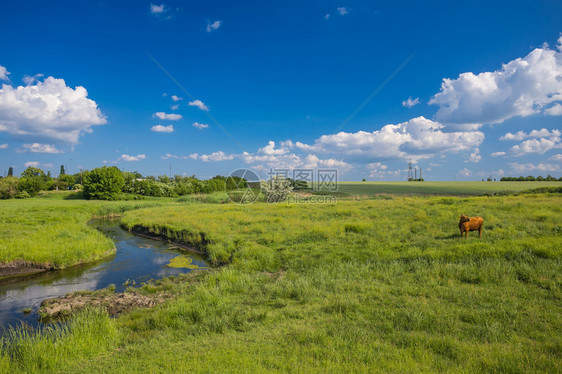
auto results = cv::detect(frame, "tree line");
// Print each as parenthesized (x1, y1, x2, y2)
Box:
(500, 175, 561, 181)
(0, 165, 246, 200)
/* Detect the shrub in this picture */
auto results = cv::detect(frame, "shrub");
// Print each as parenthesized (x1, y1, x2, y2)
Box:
(0, 177, 19, 199)
(83, 166, 125, 200)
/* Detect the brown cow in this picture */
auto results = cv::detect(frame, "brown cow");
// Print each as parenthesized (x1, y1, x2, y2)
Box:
(458, 215, 484, 238)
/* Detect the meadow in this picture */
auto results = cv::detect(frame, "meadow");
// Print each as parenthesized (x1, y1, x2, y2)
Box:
(334, 181, 562, 196)
(1, 189, 561, 373)
(0, 192, 169, 270)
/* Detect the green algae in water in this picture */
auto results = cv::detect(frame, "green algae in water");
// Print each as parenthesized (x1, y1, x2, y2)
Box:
(168, 255, 200, 269)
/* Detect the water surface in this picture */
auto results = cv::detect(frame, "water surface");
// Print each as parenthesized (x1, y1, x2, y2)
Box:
(0, 219, 207, 330)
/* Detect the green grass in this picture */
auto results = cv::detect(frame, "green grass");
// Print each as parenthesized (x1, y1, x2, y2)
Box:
(1, 193, 561, 372)
(0, 192, 171, 268)
(333, 181, 562, 197)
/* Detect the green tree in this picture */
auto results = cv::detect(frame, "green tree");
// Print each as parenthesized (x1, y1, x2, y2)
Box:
(60, 165, 66, 176)
(83, 166, 125, 200)
(21, 166, 46, 179)
(8, 166, 13, 177)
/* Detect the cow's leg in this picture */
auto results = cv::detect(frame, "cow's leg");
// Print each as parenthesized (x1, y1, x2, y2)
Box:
(479, 227, 482, 238)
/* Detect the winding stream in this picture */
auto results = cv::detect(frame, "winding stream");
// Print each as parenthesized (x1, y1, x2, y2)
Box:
(0, 219, 207, 331)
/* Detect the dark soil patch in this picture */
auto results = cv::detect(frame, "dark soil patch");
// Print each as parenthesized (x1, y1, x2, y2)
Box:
(39, 290, 168, 322)
(0, 260, 52, 279)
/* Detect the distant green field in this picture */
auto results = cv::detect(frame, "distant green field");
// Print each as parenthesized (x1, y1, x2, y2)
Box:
(333, 181, 562, 196)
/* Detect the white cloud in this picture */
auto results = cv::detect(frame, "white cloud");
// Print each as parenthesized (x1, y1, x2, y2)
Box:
(458, 168, 472, 177)
(206, 20, 222, 32)
(24, 161, 40, 168)
(21, 143, 62, 154)
(192, 122, 209, 130)
(550, 154, 562, 161)
(153, 112, 182, 120)
(324, 14, 330, 20)
(119, 154, 146, 162)
(295, 116, 484, 161)
(546, 103, 562, 116)
(171, 95, 182, 102)
(468, 148, 481, 163)
(161, 153, 189, 160)
(491, 151, 506, 157)
(402, 96, 420, 108)
(22, 74, 44, 85)
(509, 162, 561, 173)
(500, 128, 561, 141)
(509, 137, 561, 156)
(199, 151, 234, 162)
(150, 3, 165, 14)
(188, 100, 209, 111)
(151, 124, 174, 133)
(337, 7, 349, 15)
(429, 38, 562, 127)
(0, 65, 9, 81)
(189, 153, 198, 160)
(0, 76, 106, 144)
(0, 143, 7, 149)
(170, 104, 179, 110)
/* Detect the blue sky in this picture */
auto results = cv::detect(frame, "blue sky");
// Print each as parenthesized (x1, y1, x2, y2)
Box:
(1, 1, 561, 181)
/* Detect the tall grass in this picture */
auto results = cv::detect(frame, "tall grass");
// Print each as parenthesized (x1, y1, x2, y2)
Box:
(0, 196, 172, 268)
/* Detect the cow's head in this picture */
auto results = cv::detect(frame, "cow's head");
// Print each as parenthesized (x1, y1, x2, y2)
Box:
(459, 214, 469, 223)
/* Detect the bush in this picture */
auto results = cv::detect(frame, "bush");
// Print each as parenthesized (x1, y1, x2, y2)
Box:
(14, 191, 31, 199)
(0, 177, 19, 199)
(83, 166, 125, 200)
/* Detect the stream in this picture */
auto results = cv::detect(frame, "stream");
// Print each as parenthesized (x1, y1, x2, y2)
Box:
(0, 219, 207, 331)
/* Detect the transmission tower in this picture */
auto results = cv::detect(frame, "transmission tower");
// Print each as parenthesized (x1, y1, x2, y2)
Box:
(408, 159, 413, 181)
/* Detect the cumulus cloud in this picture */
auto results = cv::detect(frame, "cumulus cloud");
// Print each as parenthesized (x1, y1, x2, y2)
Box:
(546, 103, 562, 115)
(188, 100, 209, 111)
(295, 116, 484, 161)
(199, 151, 234, 162)
(0, 76, 106, 144)
(337, 7, 349, 15)
(21, 143, 62, 154)
(402, 97, 420, 108)
(491, 151, 506, 157)
(24, 161, 40, 168)
(153, 112, 182, 120)
(119, 154, 146, 162)
(171, 95, 182, 102)
(192, 122, 209, 130)
(509, 137, 561, 156)
(161, 153, 189, 160)
(0, 65, 9, 81)
(468, 148, 481, 163)
(170, 104, 179, 110)
(324, 14, 330, 20)
(0, 143, 7, 149)
(458, 168, 472, 177)
(550, 153, 562, 161)
(150, 3, 165, 14)
(22, 74, 44, 85)
(500, 128, 561, 141)
(429, 38, 562, 127)
(151, 124, 174, 133)
(509, 162, 560, 173)
(206, 20, 222, 32)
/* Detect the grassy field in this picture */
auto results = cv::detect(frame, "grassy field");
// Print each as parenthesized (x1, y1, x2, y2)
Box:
(334, 181, 562, 196)
(0, 192, 169, 269)
(2, 192, 561, 372)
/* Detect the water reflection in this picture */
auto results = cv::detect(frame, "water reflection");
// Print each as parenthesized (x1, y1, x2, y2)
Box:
(0, 219, 207, 330)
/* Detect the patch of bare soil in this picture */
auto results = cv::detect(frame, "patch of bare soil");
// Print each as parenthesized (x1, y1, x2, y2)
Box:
(39, 290, 168, 322)
(0, 260, 51, 279)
